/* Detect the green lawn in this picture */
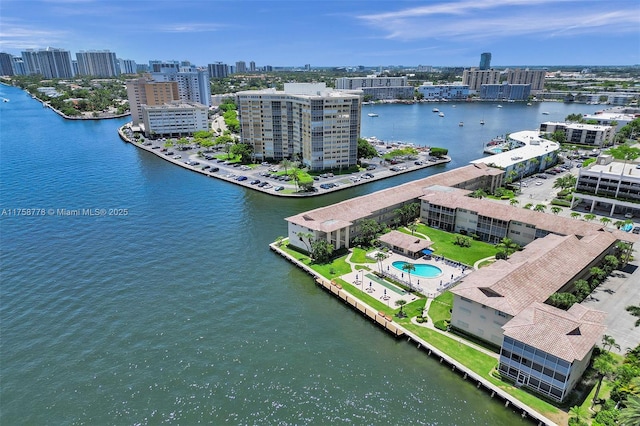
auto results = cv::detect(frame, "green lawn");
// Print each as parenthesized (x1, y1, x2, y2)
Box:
(402, 224, 499, 266)
(428, 291, 453, 323)
(349, 247, 377, 264)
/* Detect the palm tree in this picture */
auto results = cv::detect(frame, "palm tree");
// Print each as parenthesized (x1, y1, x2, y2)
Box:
(497, 237, 520, 258)
(601, 335, 621, 353)
(509, 198, 519, 207)
(523, 203, 533, 210)
(290, 168, 300, 191)
(618, 395, 640, 426)
(402, 263, 416, 288)
(570, 211, 581, 220)
(407, 221, 417, 235)
(395, 299, 408, 317)
(600, 217, 612, 228)
(626, 305, 640, 327)
(568, 405, 588, 425)
(592, 352, 615, 408)
(584, 213, 597, 222)
(375, 252, 386, 274)
(534, 204, 547, 213)
(550, 206, 562, 215)
(296, 232, 314, 254)
(614, 220, 626, 229)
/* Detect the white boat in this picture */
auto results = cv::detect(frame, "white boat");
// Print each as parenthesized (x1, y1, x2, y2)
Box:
(527, 103, 532, 106)
(2, 98, 8, 102)
(432, 108, 439, 113)
(542, 111, 550, 115)
(480, 120, 485, 125)
(459, 121, 464, 127)
(367, 113, 378, 117)
(497, 105, 503, 108)
(439, 112, 445, 117)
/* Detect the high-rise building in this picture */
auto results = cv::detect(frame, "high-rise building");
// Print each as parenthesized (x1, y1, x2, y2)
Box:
(0, 53, 15, 76)
(151, 66, 211, 107)
(12, 57, 27, 75)
(249, 61, 256, 72)
(125, 77, 180, 126)
(462, 68, 501, 92)
(76, 50, 119, 77)
(141, 101, 209, 138)
(236, 83, 361, 171)
(118, 58, 138, 75)
(207, 62, 229, 78)
(235, 61, 247, 73)
(479, 52, 492, 70)
(21, 47, 74, 78)
(505, 68, 546, 93)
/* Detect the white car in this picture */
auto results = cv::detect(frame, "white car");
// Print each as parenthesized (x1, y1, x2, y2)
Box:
(173, 155, 181, 159)
(625, 213, 634, 219)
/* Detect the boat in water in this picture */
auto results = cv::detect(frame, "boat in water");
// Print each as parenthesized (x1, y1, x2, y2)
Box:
(432, 108, 439, 113)
(368, 113, 379, 117)
(2, 98, 9, 102)
(542, 111, 550, 115)
(439, 112, 445, 117)
(480, 120, 485, 125)
(497, 105, 503, 108)
(459, 121, 464, 127)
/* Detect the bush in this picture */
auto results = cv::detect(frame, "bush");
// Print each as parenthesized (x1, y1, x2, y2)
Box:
(434, 319, 449, 331)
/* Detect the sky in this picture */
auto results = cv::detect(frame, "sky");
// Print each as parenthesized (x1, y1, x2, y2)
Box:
(1, 0, 639, 68)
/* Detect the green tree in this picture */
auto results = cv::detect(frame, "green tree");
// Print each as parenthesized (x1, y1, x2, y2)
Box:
(355, 219, 382, 247)
(592, 352, 616, 408)
(402, 263, 416, 288)
(600, 217, 612, 227)
(357, 138, 378, 160)
(230, 142, 253, 163)
(509, 198, 519, 207)
(574, 279, 591, 299)
(523, 203, 533, 209)
(290, 168, 301, 191)
(626, 305, 640, 327)
(534, 204, 547, 213)
(602, 335, 621, 353)
(296, 232, 314, 254)
(470, 189, 487, 199)
(551, 206, 563, 215)
(496, 237, 519, 258)
(395, 299, 408, 317)
(568, 405, 588, 426)
(375, 252, 386, 274)
(618, 395, 640, 426)
(570, 211, 581, 219)
(607, 144, 640, 174)
(584, 213, 597, 222)
(311, 239, 334, 264)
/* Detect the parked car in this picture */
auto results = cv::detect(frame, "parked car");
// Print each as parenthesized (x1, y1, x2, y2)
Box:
(250, 179, 260, 185)
(625, 213, 634, 219)
(236, 176, 247, 181)
(633, 227, 640, 234)
(274, 186, 284, 191)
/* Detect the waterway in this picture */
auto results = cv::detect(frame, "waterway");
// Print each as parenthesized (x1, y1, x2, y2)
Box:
(0, 85, 598, 424)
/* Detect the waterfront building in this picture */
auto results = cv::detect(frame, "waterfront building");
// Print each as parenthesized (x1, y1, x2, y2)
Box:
(479, 52, 492, 70)
(151, 66, 211, 107)
(462, 69, 501, 92)
(285, 164, 503, 251)
(480, 83, 531, 101)
(76, 50, 119, 77)
(125, 77, 180, 127)
(539, 122, 615, 147)
(141, 101, 208, 138)
(582, 107, 639, 131)
(118, 58, 138, 75)
(236, 83, 361, 170)
(0, 52, 15, 76)
(21, 47, 74, 78)
(208, 62, 229, 78)
(450, 232, 615, 401)
(471, 130, 559, 179)
(505, 68, 546, 93)
(417, 83, 469, 101)
(11, 57, 27, 76)
(335, 75, 413, 101)
(571, 155, 640, 217)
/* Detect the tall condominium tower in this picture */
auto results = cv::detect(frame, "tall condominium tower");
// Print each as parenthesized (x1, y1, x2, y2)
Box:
(236, 83, 361, 171)
(76, 50, 119, 77)
(479, 52, 492, 70)
(151, 66, 211, 107)
(0, 53, 15, 76)
(21, 47, 74, 78)
(235, 61, 247, 73)
(207, 62, 229, 78)
(125, 77, 180, 126)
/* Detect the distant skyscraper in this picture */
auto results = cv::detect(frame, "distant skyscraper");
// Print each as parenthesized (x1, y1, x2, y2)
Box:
(249, 61, 256, 72)
(12, 57, 27, 75)
(0, 53, 15, 76)
(235, 61, 247, 73)
(118, 58, 138, 75)
(480, 52, 492, 70)
(76, 50, 119, 77)
(208, 62, 229, 78)
(151, 66, 211, 107)
(21, 47, 74, 78)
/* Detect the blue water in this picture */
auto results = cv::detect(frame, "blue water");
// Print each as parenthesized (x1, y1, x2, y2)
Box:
(392, 261, 443, 278)
(0, 83, 594, 425)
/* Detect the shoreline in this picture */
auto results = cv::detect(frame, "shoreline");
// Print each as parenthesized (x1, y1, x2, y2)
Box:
(269, 241, 558, 426)
(117, 122, 452, 197)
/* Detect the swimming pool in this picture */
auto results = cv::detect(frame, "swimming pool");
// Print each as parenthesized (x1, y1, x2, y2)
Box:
(623, 223, 633, 232)
(392, 261, 443, 278)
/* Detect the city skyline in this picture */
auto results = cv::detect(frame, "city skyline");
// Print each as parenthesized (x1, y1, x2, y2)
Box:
(1, 0, 639, 68)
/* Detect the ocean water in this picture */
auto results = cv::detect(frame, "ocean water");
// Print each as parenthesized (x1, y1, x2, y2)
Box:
(0, 85, 594, 425)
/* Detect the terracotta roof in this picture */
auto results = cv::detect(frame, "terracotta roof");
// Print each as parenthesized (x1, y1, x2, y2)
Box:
(502, 302, 606, 362)
(379, 230, 433, 253)
(451, 232, 618, 316)
(286, 164, 502, 230)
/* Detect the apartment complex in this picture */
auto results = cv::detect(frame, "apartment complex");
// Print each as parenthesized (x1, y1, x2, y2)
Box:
(479, 52, 492, 70)
(571, 155, 640, 217)
(462, 69, 501, 92)
(118, 59, 137, 75)
(451, 232, 616, 401)
(480, 83, 531, 101)
(335, 75, 414, 100)
(416, 83, 470, 100)
(141, 101, 208, 137)
(236, 83, 361, 171)
(505, 68, 546, 92)
(125, 77, 180, 126)
(151, 66, 211, 107)
(76, 50, 119, 77)
(208, 62, 229, 78)
(539, 122, 615, 147)
(21, 47, 74, 78)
